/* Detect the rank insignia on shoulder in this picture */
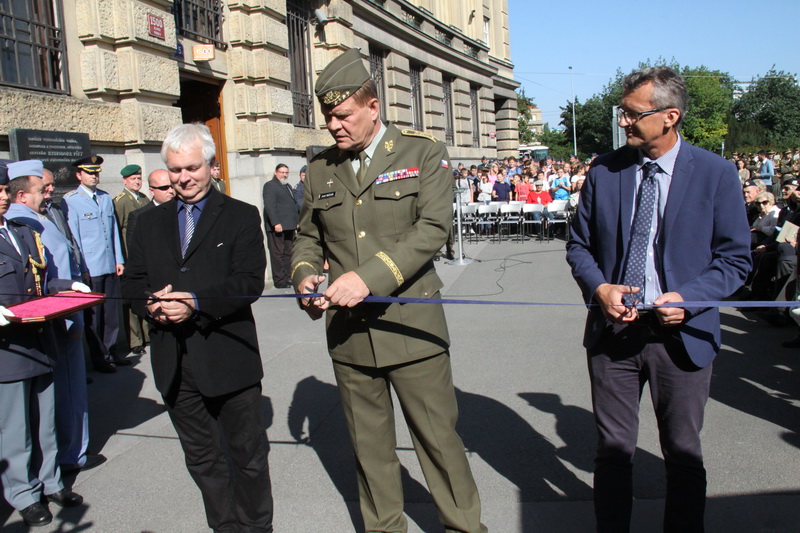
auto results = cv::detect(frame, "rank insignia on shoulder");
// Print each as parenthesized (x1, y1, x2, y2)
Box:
(318, 192, 336, 199)
(400, 129, 438, 142)
(375, 168, 420, 185)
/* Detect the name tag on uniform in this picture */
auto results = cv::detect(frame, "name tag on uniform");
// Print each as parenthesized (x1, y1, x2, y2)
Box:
(318, 192, 336, 199)
(375, 168, 420, 185)
(82, 213, 97, 219)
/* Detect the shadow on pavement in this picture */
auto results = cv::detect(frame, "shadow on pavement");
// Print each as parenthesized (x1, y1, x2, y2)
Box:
(287, 376, 440, 532)
(711, 312, 800, 448)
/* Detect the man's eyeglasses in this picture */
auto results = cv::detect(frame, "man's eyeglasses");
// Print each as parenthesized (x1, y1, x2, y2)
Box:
(150, 185, 172, 191)
(616, 108, 667, 123)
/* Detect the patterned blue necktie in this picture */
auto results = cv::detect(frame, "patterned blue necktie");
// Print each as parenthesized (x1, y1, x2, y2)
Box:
(622, 162, 659, 306)
(181, 204, 195, 257)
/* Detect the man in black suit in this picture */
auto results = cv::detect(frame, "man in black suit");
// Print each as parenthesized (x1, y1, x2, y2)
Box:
(262, 163, 298, 288)
(122, 123, 273, 532)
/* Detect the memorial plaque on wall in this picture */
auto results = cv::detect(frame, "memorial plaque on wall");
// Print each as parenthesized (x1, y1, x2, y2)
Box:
(8, 129, 91, 195)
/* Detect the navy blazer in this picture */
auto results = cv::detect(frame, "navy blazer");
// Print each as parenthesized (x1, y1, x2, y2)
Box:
(566, 141, 751, 368)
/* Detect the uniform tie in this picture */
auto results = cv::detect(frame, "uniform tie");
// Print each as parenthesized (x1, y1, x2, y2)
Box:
(356, 151, 368, 184)
(622, 162, 660, 307)
(91, 193, 98, 204)
(0, 227, 19, 257)
(181, 204, 196, 257)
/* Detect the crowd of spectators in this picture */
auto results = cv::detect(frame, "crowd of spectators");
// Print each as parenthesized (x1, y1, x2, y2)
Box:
(731, 150, 800, 347)
(452, 154, 595, 211)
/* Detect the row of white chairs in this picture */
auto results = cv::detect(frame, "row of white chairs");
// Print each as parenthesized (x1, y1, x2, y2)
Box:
(452, 200, 570, 243)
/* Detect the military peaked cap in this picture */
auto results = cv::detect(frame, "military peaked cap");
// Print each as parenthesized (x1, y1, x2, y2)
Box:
(73, 155, 104, 173)
(315, 47, 370, 107)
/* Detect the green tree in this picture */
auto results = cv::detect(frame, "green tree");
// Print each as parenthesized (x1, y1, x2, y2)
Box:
(516, 88, 536, 146)
(536, 124, 571, 161)
(730, 69, 800, 151)
(680, 66, 734, 152)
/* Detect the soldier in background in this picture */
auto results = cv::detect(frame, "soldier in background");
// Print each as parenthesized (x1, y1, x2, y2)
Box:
(62, 155, 127, 370)
(114, 164, 150, 355)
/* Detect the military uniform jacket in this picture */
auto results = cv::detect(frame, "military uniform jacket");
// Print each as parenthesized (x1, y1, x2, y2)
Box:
(62, 186, 124, 277)
(114, 188, 150, 254)
(292, 123, 452, 367)
(0, 220, 71, 382)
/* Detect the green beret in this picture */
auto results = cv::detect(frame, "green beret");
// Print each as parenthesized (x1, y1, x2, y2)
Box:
(121, 164, 142, 178)
(314, 47, 370, 107)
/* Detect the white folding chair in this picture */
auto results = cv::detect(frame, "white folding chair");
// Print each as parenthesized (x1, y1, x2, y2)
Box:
(547, 199, 569, 240)
(522, 203, 545, 241)
(476, 204, 500, 241)
(498, 203, 523, 242)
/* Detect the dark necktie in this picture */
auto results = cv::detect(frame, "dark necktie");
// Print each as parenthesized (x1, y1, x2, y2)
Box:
(91, 193, 98, 204)
(0, 227, 18, 257)
(181, 204, 195, 257)
(622, 162, 660, 306)
(356, 151, 368, 184)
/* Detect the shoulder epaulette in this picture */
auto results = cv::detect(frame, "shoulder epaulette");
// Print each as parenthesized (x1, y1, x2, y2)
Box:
(62, 190, 78, 199)
(114, 192, 125, 201)
(400, 129, 439, 142)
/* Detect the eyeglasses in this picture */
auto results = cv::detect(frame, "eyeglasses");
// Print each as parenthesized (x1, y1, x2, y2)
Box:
(616, 107, 667, 123)
(150, 185, 172, 191)
(757, 201, 771, 205)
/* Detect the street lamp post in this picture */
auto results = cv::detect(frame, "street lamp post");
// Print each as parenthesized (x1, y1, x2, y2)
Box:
(569, 66, 577, 157)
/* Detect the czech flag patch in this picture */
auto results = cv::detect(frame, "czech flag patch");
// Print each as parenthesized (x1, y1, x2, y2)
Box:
(441, 160, 449, 168)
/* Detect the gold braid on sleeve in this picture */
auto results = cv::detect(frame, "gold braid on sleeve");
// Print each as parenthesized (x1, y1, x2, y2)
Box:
(28, 230, 47, 296)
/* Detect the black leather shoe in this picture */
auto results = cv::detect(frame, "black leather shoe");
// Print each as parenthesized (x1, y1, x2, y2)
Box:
(45, 489, 83, 507)
(131, 346, 145, 355)
(61, 453, 107, 474)
(94, 360, 116, 373)
(114, 357, 132, 366)
(19, 502, 52, 527)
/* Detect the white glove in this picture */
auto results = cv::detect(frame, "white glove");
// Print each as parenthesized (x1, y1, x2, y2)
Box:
(0, 306, 15, 327)
(71, 282, 92, 293)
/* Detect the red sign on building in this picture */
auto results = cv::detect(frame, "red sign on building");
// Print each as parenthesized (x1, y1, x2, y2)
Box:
(147, 14, 165, 40)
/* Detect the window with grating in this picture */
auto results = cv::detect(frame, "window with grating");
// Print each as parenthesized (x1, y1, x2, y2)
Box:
(368, 45, 386, 119)
(443, 76, 454, 146)
(0, 0, 69, 94)
(173, 0, 226, 50)
(470, 85, 480, 147)
(287, 0, 314, 127)
(410, 63, 424, 131)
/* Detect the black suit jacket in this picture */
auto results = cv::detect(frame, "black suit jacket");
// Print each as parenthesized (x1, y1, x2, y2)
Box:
(122, 188, 267, 397)
(262, 178, 299, 232)
(125, 200, 157, 249)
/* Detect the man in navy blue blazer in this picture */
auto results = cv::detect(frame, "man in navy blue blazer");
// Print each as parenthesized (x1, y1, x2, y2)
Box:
(566, 67, 751, 533)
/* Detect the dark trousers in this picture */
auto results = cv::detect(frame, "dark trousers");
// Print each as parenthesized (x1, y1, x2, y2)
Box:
(164, 358, 273, 533)
(588, 322, 711, 533)
(266, 230, 294, 286)
(86, 274, 123, 362)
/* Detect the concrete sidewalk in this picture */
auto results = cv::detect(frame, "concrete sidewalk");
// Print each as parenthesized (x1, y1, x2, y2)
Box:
(2, 237, 798, 532)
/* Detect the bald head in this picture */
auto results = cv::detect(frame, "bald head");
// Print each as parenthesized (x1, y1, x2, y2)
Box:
(148, 169, 175, 204)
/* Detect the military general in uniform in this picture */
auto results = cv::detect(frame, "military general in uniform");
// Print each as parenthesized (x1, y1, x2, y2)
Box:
(292, 48, 486, 533)
(114, 164, 150, 355)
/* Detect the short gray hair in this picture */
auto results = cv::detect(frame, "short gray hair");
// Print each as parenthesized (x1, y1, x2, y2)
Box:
(623, 66, 688, 130)
(161, 123, 216, 164)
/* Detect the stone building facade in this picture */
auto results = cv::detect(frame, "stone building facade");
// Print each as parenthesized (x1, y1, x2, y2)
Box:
(0, 0, 517, 201)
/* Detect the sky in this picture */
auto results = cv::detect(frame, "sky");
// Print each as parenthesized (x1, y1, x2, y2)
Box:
(508, 0, 800, 129)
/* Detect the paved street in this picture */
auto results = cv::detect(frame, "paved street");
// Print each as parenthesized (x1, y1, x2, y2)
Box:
(2, 237, 798, 532)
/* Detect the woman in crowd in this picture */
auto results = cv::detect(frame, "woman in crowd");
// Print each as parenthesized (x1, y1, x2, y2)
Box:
(477, 175, 493, 204)
(750, 191, 780, 248)
(737, 159, 751, 184)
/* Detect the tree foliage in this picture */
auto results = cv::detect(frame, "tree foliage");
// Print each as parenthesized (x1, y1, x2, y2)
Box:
(516, 88, 536, 146)
(730, 69, 800, 151)
(680, 66, 734, 152)
(536, 125, 571, 161)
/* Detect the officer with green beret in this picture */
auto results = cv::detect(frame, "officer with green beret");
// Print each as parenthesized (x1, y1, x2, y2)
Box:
(292, 47, 487, 532)
(113, 164, 150, 354)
